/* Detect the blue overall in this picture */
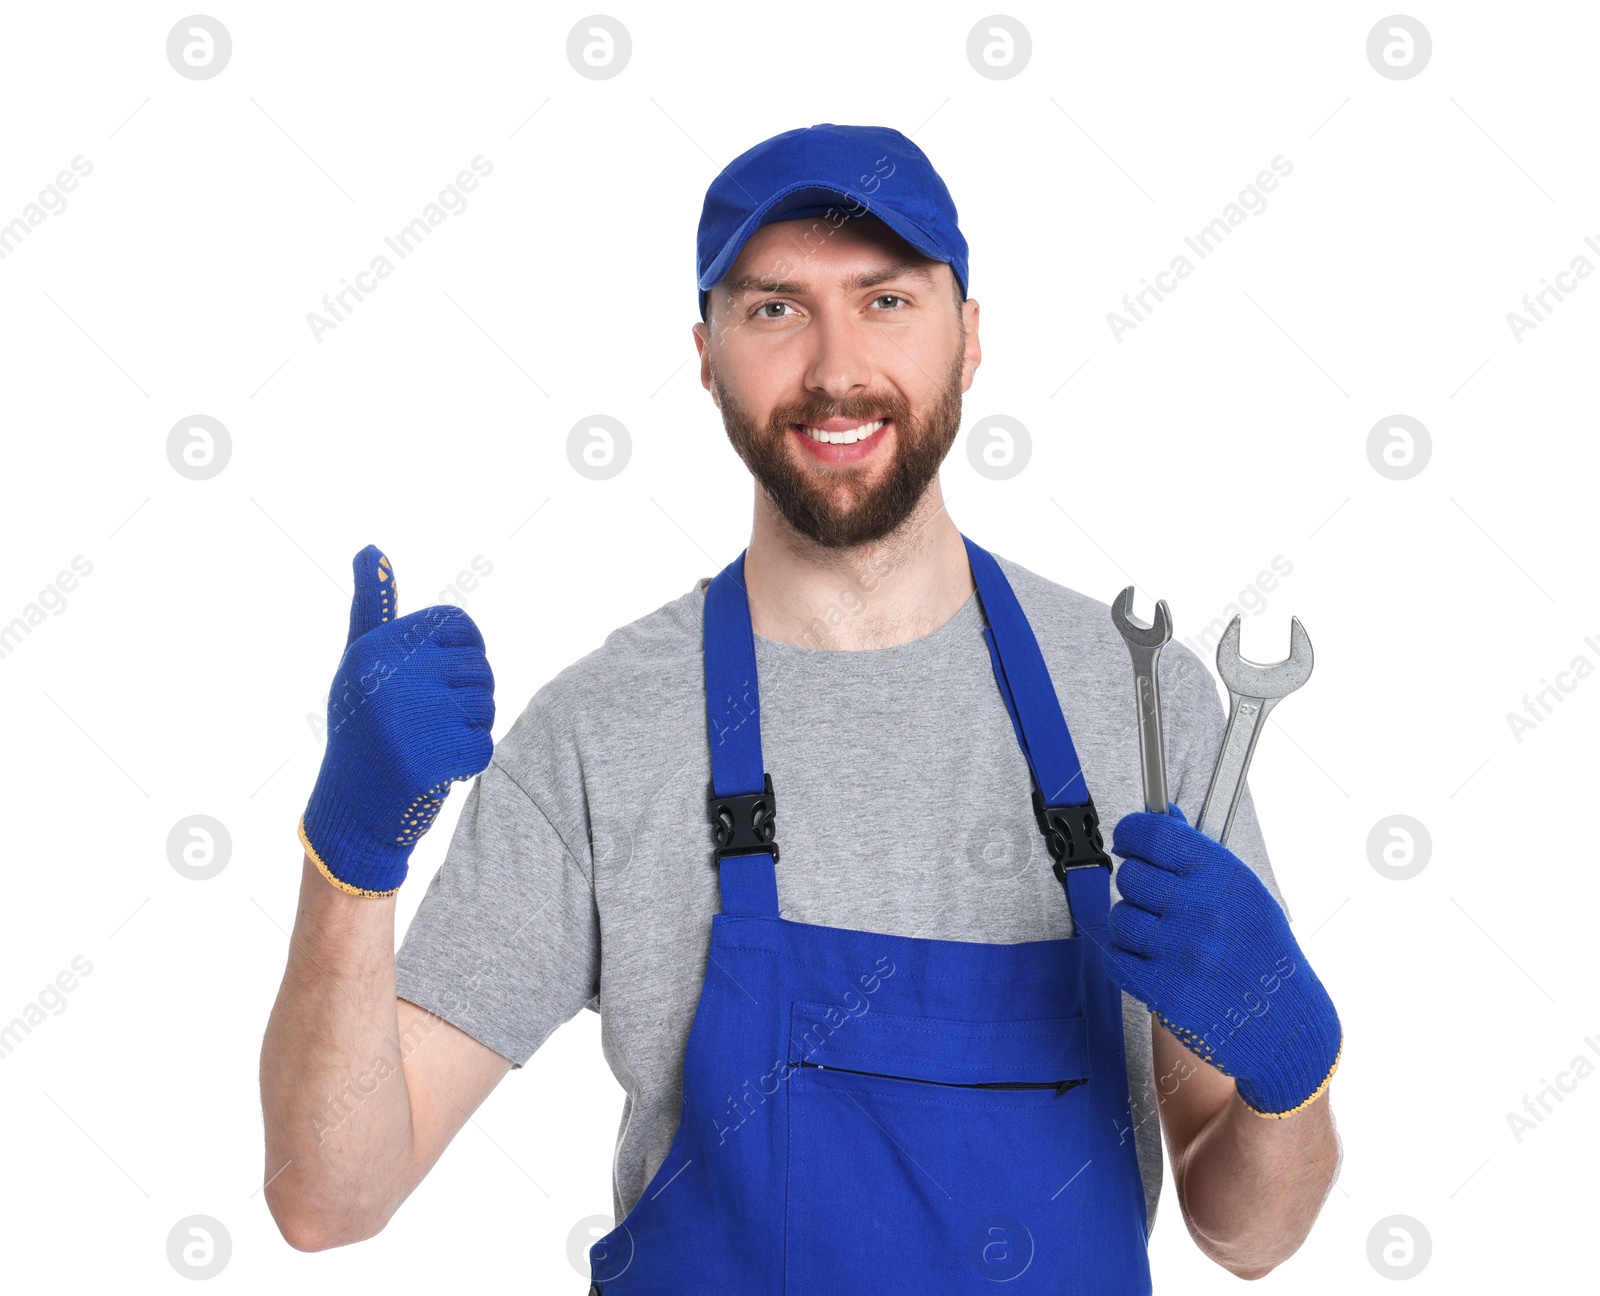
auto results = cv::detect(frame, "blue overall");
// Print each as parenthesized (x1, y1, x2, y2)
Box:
(589, 536, 1152, 1293)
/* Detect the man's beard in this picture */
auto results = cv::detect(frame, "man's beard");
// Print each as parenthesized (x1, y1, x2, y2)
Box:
(711, 345, 965, 550)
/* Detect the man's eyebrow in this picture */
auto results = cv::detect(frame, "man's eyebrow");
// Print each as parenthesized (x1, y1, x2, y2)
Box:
(725, 261, 939, 298)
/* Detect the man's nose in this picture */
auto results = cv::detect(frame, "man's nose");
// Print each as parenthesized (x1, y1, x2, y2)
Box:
(800, 306, 878, 401)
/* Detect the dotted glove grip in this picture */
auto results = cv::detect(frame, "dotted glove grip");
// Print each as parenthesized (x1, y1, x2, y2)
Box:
(300, 546, 495, 897)
(1104, 804, 1343, 1118)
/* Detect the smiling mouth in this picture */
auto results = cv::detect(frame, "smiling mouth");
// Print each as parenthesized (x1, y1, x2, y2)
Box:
(792, 418, 888, 445)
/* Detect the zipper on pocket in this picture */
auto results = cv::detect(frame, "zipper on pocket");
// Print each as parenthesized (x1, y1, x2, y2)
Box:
(797, 1060, 1086, 1096)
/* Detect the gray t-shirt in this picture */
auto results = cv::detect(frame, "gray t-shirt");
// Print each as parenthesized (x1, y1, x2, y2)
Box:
(394, 551, 1287, 1235)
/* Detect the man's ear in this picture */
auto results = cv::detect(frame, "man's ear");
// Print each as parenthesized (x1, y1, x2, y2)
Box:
(692, 322, 719, 405)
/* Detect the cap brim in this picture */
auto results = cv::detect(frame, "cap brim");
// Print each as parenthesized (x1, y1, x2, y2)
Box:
(698, 180, 947, 296)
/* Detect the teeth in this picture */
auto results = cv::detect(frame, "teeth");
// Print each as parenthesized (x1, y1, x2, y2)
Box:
(800, 418, 886, 445)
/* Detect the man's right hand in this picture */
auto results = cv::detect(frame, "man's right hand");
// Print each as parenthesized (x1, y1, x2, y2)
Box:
(299, 545, 495, 897)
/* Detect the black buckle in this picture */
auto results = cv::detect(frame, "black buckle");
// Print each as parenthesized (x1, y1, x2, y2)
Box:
(709, 773, 779, 863)
(1032, 789, 1112, 880)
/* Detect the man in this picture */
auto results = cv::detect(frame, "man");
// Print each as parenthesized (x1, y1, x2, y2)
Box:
(260, 123, 1341, 1291)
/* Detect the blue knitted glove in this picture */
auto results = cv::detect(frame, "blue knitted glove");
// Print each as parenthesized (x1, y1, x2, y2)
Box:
(1105, 804, 1342, 1117)
(298, 546, 495, 897)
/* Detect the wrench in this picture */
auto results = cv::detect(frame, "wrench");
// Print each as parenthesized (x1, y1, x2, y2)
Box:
(1110, 587, 1173, 815)
(1197, 615, 1314, 845)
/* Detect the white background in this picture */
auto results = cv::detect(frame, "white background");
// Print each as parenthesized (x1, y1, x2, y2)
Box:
(1, 1, 1594, 1290)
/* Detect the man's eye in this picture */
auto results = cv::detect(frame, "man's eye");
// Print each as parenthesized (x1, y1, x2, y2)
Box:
(752, 295, 906, 318)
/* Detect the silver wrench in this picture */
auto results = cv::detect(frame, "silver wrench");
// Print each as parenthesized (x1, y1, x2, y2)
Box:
(1110, 587, 1172, 815)
(1197, 615, 1314, 845)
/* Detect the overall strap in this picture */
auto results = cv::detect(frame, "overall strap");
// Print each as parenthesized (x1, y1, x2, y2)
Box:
(963, 537, 1113, 935)
(703, 552, 782, 918)
(702, 540, 1112, 933)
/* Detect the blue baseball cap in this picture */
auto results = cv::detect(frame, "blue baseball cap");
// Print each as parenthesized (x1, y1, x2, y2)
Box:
(696, 123, 969, 321)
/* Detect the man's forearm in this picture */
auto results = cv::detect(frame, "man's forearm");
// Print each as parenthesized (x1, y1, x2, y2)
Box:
(259, 855, 415, 1250)
(1175, 1085, 1341, 1279)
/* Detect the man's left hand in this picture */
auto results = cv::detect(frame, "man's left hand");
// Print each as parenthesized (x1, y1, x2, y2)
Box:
(1104, 805, 1343, 1118)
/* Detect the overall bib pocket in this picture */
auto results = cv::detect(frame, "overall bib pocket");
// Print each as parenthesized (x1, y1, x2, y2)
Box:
(785, 1000, 1095, 1290)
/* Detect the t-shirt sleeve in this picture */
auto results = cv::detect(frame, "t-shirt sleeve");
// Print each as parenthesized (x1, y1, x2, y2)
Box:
(1163, 643, 1291, 922)
(394, 749, 601, 1069)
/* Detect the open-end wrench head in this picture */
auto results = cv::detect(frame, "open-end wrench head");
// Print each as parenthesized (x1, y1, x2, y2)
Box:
(1215, 615, 1314, 697)
(1110, 585, 1171, 648)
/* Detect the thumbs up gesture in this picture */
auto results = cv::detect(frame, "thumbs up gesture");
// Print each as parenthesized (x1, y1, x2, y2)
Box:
(299, 545, 496, 897)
